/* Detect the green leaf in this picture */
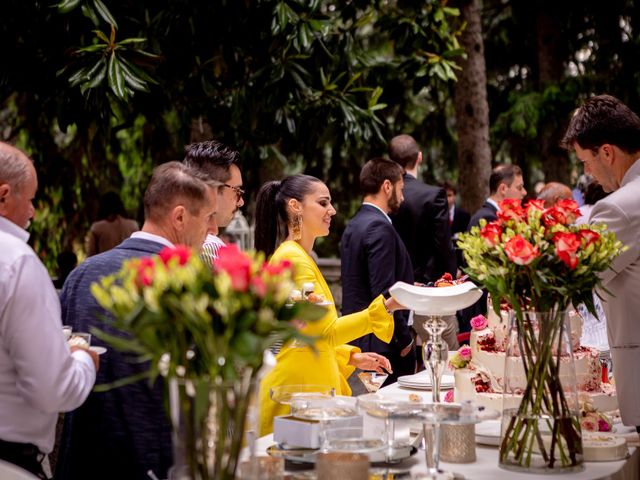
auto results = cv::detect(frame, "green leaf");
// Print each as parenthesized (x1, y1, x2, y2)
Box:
(107, 52, 127, 98)
(118, 38, 148, 45)
(94, 29, 111, 45)
(92, 0, 118, 28)
(57, 0, 82, 14)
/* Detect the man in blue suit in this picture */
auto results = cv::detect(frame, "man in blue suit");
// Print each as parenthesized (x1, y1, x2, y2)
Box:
(341, 158, 415, 385)
(55, 162, 218, 480)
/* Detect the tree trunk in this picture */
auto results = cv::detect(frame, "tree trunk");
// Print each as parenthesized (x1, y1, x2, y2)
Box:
(453, 0, 492, 215)
(535, 7, 571, 185)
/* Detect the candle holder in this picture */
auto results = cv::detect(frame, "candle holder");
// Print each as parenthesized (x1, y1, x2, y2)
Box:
(421, 315, 449, 403)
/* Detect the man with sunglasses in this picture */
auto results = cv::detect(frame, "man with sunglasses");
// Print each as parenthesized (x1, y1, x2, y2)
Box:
(184, 140, 245, 262)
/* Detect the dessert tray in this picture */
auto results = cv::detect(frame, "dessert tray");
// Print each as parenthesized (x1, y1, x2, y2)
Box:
(389, 281, 482, 316)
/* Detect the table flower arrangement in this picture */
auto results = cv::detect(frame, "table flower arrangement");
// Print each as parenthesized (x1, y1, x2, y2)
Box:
(91, 244, 326, 480)
(457, 198, 623, 472)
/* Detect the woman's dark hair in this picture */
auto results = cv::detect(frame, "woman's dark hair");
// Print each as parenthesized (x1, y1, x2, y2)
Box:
(254, 174, 323, 257)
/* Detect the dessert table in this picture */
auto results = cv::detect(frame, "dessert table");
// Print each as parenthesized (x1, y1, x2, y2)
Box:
(248, 372, 639, 479)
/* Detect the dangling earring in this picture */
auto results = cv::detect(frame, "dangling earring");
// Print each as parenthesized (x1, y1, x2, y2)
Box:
(292, 213, 302, 242)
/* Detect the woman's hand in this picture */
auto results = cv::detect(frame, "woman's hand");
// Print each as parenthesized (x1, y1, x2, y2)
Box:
(384, 296, 406, 313)
(349, 352, 392, 374)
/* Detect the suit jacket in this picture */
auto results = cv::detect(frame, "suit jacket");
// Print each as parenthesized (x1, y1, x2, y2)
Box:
(391, 174, 455, 284)
(56, 238, 172, 480)
(590, 159, 640, 426)
(451, 206, 471, 235)
(341, 205, 414, 374)
(467, 201, 498, 230)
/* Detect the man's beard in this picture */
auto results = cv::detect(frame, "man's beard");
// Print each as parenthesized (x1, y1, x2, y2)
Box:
(388, 189, 401, 214)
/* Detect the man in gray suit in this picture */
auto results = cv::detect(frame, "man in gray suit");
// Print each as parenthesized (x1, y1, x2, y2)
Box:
(562, 94, 640, 432)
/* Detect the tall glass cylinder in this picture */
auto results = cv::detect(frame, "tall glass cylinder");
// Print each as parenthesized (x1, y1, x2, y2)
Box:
(499, 309, 583, 473)
(168, 374, 256, 480)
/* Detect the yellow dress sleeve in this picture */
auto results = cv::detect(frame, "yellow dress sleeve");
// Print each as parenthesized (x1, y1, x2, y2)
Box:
(323, 294, 394, 346)
(335, 344, 360, 379)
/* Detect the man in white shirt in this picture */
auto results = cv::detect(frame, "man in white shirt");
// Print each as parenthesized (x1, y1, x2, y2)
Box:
(56, 162, 218, 480)
(0, 142, 98, 478)
(184, 140, 244, 262)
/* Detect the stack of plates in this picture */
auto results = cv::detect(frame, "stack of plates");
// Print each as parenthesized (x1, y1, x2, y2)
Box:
(397, 371, 455, 390)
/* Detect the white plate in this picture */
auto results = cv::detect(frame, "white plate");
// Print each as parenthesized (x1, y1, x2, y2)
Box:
(475, 419, 501, 446)
(89, 346, 107, 355)
(389, 281, 483, 316)
(397, 373, 455, 390)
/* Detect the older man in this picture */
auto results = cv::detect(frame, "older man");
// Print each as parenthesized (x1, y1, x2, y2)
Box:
(562, 94, 640, 432)
(184, 140, 244, 261)
(0, 142, 97, 478)
(56, 162, 218, 480)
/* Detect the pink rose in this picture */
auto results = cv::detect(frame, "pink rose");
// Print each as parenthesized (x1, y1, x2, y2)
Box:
(444, 390, 454, 403)
(504, 235, 539, 265)
(470, 314, 488, 331)
(581, 417, 598, 432)
(250, 276, 267, 298)
(263, 259, 293, 276)
(449, 352, 468, 369)
(480, 222, 503, 246)
(214, 244, 252, 291)
(497, 199, 525, 223)
(553, 232, 581, 270)
(597, 418, 611, 432)
(458, 345, 472, 361)
(556, 198, 582, 223)
(159, 245, 192, 266)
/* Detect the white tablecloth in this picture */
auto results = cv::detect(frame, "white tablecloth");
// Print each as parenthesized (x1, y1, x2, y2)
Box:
(252, 360, 639, 479)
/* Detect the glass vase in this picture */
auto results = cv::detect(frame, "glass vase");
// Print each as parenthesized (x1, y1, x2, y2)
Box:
(168, 372, 257, 480)
(499, 309, 583, 473)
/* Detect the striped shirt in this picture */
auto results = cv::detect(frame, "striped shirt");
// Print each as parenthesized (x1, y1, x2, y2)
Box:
(201, 233, 226, 266)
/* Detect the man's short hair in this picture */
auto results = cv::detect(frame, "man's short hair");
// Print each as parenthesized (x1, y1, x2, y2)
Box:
(143, 162, 213, 222)
(183, 140, 240, 183)
(360, 157, 404, 196)
(389, 134, 420, 170)
(561, 94, 640, 154)
(489, 164, 523, 195)
(441, 181, 457, 194)
(0, 143, 33, 193)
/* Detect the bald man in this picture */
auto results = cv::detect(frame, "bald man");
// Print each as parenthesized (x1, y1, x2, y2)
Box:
(537, 181, 573, 208)
(0, 142, 98, 478)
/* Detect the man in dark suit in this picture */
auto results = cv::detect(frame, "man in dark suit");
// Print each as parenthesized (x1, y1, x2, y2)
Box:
(56, 162, 219, 480)
(442, 182, 470, 273)
(467, 164, 527, 229)
(459, 164, 527, 332)
(341, 158, 415, 384)
(388, 135, 458, 349)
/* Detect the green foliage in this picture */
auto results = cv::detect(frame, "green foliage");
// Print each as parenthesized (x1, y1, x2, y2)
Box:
(2, 0, 464, 266)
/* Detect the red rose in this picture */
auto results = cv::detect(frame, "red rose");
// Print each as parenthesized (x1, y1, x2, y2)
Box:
(214, 244, 252, 291)
(553, 232, 581, 270)
(250, 276, 267, 298)
(578, 229, 600, 246)
(497, 199, 525, 223)
(263, 259, 293, 276)
(480, 222, 503, 246)
(159, 245, 192, 266)
(504, 235, 539, 265)
(135, 257, 155, 287)
(524, 199, 545, 216)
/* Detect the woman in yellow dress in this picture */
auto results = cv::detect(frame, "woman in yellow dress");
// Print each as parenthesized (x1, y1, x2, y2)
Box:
(254, 174, 403, 435)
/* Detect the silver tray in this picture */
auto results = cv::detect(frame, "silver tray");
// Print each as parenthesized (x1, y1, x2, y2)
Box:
(266, 443, 417, 464)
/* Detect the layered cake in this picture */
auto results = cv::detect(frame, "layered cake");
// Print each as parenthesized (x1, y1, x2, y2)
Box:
(452, 305, 617, 414)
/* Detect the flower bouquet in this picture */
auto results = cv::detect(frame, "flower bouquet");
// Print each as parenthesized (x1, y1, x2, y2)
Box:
(91, 244, 326, 480)
(457, 198, 623, 472)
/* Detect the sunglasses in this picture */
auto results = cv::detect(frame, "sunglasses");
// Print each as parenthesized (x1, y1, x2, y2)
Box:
(223, 184, 245, 200)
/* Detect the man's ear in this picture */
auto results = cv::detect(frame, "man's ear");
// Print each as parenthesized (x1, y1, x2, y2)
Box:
(170, 205, 187, 231)
(382, 179, 393, 196)
(600, 144, 615, 165)
(0, 184, 11, 214)
(416, 151, 423, 167)
(497, 182, 507, 197)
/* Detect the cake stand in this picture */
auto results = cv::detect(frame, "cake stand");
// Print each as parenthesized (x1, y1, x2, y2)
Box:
(389, 281, 482, 403)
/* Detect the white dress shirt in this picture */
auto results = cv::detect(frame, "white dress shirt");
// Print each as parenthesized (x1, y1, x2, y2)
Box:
(201, 233, 226, 264)
(0, 217, 96, 453)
